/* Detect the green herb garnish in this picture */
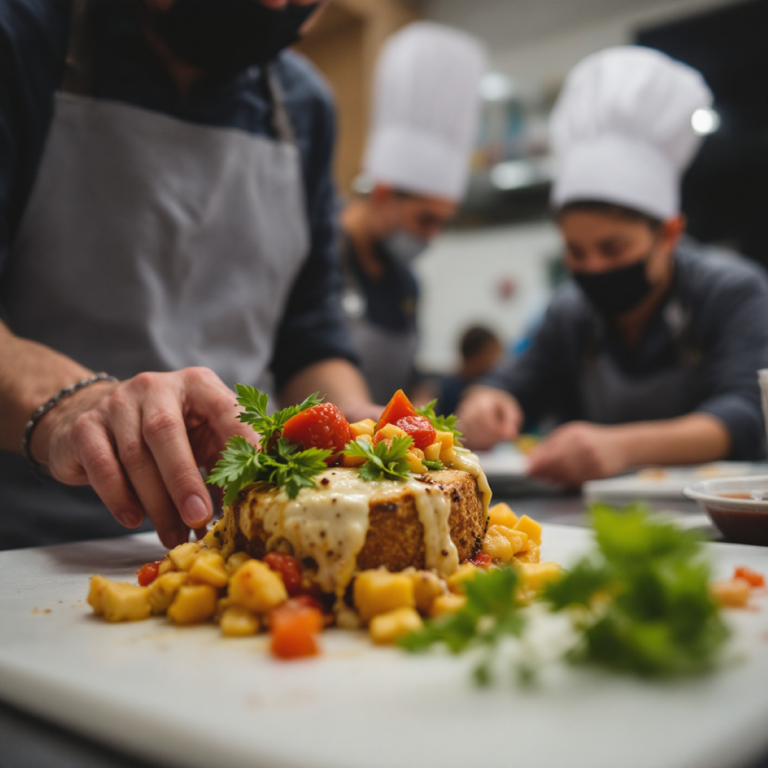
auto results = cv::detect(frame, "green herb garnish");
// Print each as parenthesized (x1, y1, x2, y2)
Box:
(234, 384, 322, 444)
(399, 566, 525, 685)
(543, 504, 730, 678)
(422, 459, 445, 471)
(342, 435, 414, 481)
(206, 435, 261, 506)
(415, 399, 462, 442)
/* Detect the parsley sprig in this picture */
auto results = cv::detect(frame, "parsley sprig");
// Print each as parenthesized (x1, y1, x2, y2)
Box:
(399, 567, 525, 685)
(415, 399, 463, 442)
(543, 504, 730, 678)
(342, 435, 414, 481)
(234, 384, 322, 444)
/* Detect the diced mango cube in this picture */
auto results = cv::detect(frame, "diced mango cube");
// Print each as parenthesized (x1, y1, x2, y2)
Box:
(369, 607, 423, 645)
(482, 525, 529, 563)
(188, 552, 229, 588)
(220, 606, 260, 637)
(350, 419, 376, 438)
(353, 570, 415, 623)
(406, 453, 426, 474)
(225, 551, 252, 575)
(407, 570, 447, 614)
(157, 557, 176, 576)
(429, 592, 466, 618)
(102, 581, 152, 623)
(488, 502, 519, 529)
(711, 578, 751, 608)
(423, 442, 441, 461)
(167, 584, 218, 625)
(87, 574, 110, 615)
(228, 560, 288, 614)
(169, 541, 202, 572)
(376, 423, 409, 442)
(516, 561, 563, 593)
(513, 515, 542, 547)
(435, 430, 456, 464)
(515, 542, 540, 564)
(148, 571, 188, 614)
(446, 563, 478, 593)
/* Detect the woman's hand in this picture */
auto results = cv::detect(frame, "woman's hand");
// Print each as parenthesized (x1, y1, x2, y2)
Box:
(31, 367, 253, 548)
(456, 385, 523, 451)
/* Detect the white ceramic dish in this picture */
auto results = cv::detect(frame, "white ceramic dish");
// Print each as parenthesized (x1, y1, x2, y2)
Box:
(3, 529, 768, 768)
(684, 476, 768, 545)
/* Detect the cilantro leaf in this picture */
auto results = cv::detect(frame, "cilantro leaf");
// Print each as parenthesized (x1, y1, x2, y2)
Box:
(206, 435, 262, 506)
(415, 399, 463, 442)
(343, 435, 414, 481)
(234, 384, 323, 443)
(422, 459, 445, 471)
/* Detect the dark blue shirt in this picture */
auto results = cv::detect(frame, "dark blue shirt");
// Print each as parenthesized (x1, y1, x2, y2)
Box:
(0, 0, 356, 390)
(483, 240, 768, 460)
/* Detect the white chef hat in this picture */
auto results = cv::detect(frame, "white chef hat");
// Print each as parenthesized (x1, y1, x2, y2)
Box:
(362, 21, 487, 202)
(550, 46, 713, 220)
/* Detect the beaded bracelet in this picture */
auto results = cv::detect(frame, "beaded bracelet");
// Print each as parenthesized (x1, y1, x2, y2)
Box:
(22, 372, 118, 475)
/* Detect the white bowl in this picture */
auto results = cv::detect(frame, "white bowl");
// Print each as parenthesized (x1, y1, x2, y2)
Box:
(683, 475, 768, 545)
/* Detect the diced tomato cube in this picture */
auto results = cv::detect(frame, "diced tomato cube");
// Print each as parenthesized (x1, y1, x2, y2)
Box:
(376, 389, 416, 431)
(395, 416, 436, 450)
(135, 560, 162, 586)
(283, 403, 352, 464)
(734, 566, 765, 588)
(263, 552, 303, 596)
(470, 552, 494, 569)
(269, 602, 324, 660)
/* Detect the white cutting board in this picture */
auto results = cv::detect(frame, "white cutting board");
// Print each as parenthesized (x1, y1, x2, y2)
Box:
(3, 527, 768, 768)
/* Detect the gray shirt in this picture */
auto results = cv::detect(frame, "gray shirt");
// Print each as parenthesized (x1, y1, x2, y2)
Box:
(483, 239, 768, 460)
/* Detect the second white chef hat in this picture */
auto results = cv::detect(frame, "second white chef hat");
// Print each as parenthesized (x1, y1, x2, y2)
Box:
(550, 46, 713, 220)
(362, 21, 487, 202)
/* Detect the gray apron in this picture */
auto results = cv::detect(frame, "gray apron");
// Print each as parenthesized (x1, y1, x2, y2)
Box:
(580, 297, 701, 424)
(0, 3, 309, 549)
(340, 235, 418, 405)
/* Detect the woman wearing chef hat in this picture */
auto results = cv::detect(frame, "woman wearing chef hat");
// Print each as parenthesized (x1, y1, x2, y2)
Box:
(339, 22, 486, 405)
(458, 46, 768, 486)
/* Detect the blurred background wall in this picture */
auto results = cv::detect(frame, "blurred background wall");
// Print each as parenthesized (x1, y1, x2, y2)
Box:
(297, 0, 767, 375)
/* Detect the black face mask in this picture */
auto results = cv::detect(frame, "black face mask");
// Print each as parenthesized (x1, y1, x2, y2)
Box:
(572, 258, 654, 319)
(153, 0, 319, 79)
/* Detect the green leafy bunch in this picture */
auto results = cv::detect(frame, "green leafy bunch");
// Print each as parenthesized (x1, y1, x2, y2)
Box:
(399, 567, 525, 685)
(543, 503, 730, 678)
(415, 400, 462, 443)
(343, 435, 414, 481)
(206, 386, 330, 503)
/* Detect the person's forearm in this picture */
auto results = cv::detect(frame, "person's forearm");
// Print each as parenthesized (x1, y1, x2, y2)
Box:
(0, 321, 92, 452)
(278, 358, 373, 413)
(612, 413, 731, 467)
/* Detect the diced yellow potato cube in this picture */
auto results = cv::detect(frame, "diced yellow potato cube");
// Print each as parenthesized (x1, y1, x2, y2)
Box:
(188, 552, 228, 588)
(169, 541, 202, 572)
(488, 502, 519, 529)
(376, 423, 409, 441)
(148, 571, 188, 614)
(369, 607, 423, 645)
(350, 419, 376, 438)
(202, 518, 226, 549)
(220, 606, 260, 637)
(446, 563, 478, 593)
(225, 551, 252, 575)
(167, 584, 218, 625)
(434, 431, 456, 464)
(429, 592, 467, 618)
(215, 596, 233, 620)
(435, 430, 455, 450)
(88, 574, 110, 615)
(102, 581, 152, 623)
(515, 542, 540, 564)
(482, 527, 514, 563)
(406, 453, 426, 474)
(423, 442, 441, 461)
(157, 557, 176, 576)
(516, 561, 563, 593)
(353, 570, 415, 623)
(513, 515, 542, 547)
(228, 560, 288, 614)
(711, 578, 751, 608)
(407, 570, 447, 614)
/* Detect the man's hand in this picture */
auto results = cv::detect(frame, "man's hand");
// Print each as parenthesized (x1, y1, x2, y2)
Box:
(526, 422, 629, 487)
(31, 368, 252, 548)
(456, 385, 523, 451)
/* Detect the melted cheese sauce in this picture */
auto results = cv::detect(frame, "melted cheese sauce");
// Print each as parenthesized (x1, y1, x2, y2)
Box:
(222, 458, 492, 601)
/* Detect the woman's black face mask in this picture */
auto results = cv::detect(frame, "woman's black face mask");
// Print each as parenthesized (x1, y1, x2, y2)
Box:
(572, 252, 656, 319)
(153, 0, 319, 78)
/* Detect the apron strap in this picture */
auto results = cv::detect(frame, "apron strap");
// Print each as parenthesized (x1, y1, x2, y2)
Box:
(261, 65, 295, 144)
(62, 0, 96, 96)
